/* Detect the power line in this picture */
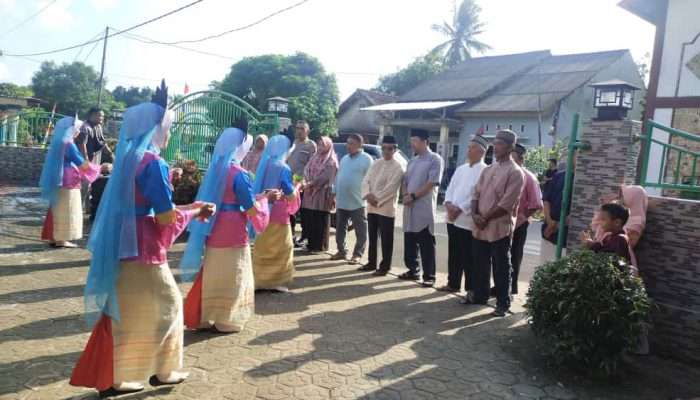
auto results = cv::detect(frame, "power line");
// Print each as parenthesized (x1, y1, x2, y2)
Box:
(1, 0, 205, 57)
(137, 0, 311, 45)
(119, 31, 235, 60)
(74, 30, 106, 62)
(0, 0, 59, 39)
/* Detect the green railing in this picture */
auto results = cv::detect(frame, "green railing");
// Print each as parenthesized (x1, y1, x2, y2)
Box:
(0, 109, 68, 147)
(163, 90, 279, 168)
(640, 120, 700, 193)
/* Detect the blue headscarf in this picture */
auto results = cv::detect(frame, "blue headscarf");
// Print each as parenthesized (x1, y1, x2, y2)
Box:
(38, 116, 81, 206)
(83, 102, 172, 326)
(179, 128, 248, 282)
(253, 134, 291, 194)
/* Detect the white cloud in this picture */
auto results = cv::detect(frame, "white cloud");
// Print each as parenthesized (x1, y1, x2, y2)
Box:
(38, 0, 75, 31)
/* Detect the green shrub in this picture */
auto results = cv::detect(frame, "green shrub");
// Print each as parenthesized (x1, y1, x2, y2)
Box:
(525, 250, 651, 376)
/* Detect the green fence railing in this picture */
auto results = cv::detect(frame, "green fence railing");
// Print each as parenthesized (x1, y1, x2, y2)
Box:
(163, 90, 279, 168)
(0, 109, 68, 147)
(640, 120, 700, 194)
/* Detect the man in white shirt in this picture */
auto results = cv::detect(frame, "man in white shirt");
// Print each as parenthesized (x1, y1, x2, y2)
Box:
(437, 135, 488, 292)
(358, 136, 406, 275)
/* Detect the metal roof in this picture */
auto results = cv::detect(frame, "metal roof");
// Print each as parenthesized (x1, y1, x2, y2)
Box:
(398, 51, 551, 102)
(457, 50, 630, 113)
(361, 101, 465, 111)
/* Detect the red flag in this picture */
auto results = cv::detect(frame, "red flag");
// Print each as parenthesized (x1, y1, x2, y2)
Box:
(183, 83, 190, 95)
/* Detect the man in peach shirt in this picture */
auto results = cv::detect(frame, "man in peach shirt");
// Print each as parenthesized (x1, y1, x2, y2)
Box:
(467, 130, 525, 317)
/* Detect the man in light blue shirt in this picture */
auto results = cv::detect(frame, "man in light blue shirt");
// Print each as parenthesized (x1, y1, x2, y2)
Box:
(331, 134, 373, 264)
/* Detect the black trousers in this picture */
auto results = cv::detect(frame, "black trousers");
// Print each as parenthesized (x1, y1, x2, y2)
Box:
(305, 209, 330, 252)
(404, 228, 436, 280)
(292, 207, 310, 241)
(291, 192, 307, 240)
(447, 224, 474, 291)
(510, 222, 529, 294)
(367, 213, 395, 271)
(473, 236, 512, 310)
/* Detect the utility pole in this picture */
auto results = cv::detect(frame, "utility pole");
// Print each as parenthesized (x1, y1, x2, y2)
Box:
(96, 26, 109, 107)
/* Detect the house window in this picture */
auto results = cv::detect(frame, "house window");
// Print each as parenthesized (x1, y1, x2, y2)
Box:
(452, 144, 459, 158)
(509, 124, 513, 130)
(485, 124, 489, 131)
(496, 124, 501, 130)
(521, 124, 526, 133)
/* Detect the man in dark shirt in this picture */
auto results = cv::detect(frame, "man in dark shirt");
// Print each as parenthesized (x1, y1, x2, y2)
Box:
(75, 107, 112, 164)
(541, 156, 574, 263)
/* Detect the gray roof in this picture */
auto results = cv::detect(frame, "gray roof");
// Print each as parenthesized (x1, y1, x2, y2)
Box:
(457, 50, 629, 113)
(399, 51, 551, 102)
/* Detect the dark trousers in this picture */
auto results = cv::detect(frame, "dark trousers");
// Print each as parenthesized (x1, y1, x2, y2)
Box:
(306, 209, 330, 252)
(473, 236, 512, 310)
(404, 228, 436, 281)
(447, 224, 474, 291)
(367, 213, 395, 271)
(510, 222, 529, 294)
(292, 207, 309, 241)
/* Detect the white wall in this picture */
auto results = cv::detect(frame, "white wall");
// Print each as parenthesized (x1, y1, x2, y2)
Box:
(657, 0, 700, 97)
(457, 114, 554, 165)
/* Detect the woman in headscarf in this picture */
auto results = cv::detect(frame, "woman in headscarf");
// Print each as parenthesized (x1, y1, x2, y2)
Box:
(591, 184, 649, 269)
(252, 134, 300, 292)
(39, 116, 100, 248)
(241, 134, 268, 174)
(301, 136, 338, 253)
(70, 82, 216, 397)
(181, 129, 270, 334)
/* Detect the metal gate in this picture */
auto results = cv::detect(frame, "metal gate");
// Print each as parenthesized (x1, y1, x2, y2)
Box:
(0, 109, 68, 147)
(163, 90, 279, 168)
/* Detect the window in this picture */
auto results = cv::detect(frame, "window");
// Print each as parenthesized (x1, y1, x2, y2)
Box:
(508, 124, 513, 130)
(521, 124, 526, 133)
(485, 124, 489, 131)
(496, 124, 501, 130)
(452, 144, 459, 158)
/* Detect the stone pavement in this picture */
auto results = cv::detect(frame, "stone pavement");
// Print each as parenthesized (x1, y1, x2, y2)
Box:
(1, 184, 699, 400)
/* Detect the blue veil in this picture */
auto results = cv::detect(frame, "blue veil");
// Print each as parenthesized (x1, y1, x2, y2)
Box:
(38, 116, 81, 206)
(83, 102, 168, 326)
(179, 128, 247, 282)
(253, 135, 291, 194)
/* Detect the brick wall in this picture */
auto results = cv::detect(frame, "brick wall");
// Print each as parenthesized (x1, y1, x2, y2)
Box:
(0, 146, 46, 184)
(568, 119, 700, 364)
(635, 196, 700, 362)
(567, 120, 641, 247)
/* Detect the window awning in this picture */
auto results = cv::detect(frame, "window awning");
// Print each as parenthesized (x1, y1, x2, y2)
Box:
(361, 101, 465, 111)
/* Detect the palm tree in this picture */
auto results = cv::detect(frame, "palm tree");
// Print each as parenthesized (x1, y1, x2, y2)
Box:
(430, 0, 491, 67)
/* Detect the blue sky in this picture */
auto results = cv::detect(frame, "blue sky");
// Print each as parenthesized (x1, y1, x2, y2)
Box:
(0, 0, 656, 100)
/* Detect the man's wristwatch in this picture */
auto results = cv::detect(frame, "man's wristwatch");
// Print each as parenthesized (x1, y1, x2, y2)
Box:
(410, 193, 417, 201)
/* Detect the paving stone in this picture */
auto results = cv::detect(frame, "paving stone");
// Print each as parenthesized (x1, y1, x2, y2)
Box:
(543, 384, 577, 400)
(411, 377, 448, 394)
(1, 185, 699, 400)
(256, 384, 294, 400)
(511, 384, 547, 398)
(312, 372, 346, 389)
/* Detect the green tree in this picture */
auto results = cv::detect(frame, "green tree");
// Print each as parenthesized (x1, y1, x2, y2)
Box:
(0, 82, 33, 97)
(30, 61, 120, 117)
(219, 52, 339, 136)
(375, 53, 445, 96)
(112, 85, 154, 107)
(430, 0, 491, 66)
